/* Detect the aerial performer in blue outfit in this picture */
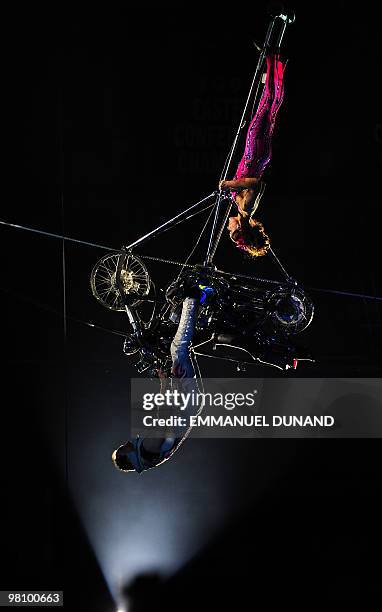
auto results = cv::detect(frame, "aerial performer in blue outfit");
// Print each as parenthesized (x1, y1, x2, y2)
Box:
(112, 296, 200, 472)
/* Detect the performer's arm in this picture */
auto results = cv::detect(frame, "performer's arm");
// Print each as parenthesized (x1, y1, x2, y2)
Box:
(219, 177, 260, 191)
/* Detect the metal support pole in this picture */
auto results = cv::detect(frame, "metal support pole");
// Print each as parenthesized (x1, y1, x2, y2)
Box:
(203, 191, 228, 266)
(123, 192, 217, 252)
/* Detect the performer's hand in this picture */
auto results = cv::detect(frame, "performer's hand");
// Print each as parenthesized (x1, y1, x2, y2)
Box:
(220, 177, 259, 191)
(227, 215, 240, 241)
(219, 179, 238, 191)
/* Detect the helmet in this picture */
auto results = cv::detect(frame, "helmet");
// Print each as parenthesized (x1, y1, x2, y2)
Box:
(111, 441, 136, 472)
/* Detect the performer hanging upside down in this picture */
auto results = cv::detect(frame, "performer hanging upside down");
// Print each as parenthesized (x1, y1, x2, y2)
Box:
(112, 294, 201, 473)
(220, 52, 287, 257)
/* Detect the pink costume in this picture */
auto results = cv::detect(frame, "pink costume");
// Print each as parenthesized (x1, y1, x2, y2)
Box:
(233, 53, 287, 187)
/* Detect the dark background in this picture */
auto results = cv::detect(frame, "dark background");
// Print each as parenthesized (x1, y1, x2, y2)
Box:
(1, 2, 382, 610)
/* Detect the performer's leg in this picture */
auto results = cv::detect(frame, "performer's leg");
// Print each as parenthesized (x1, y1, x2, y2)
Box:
(234, 53, 287, 181)
(170, 297, 198, 379)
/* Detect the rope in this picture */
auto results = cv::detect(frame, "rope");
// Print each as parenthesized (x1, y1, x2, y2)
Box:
(1, 217, 382, 302)
(60, 191, 69, 489)
(0, 219, 117, 251)
(268, 246, 291, 280)
(0, 286, 128, 338)
(307, 286, 382, 302)
(140, 254, 194, 269)
(0, 219, 194, 268)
